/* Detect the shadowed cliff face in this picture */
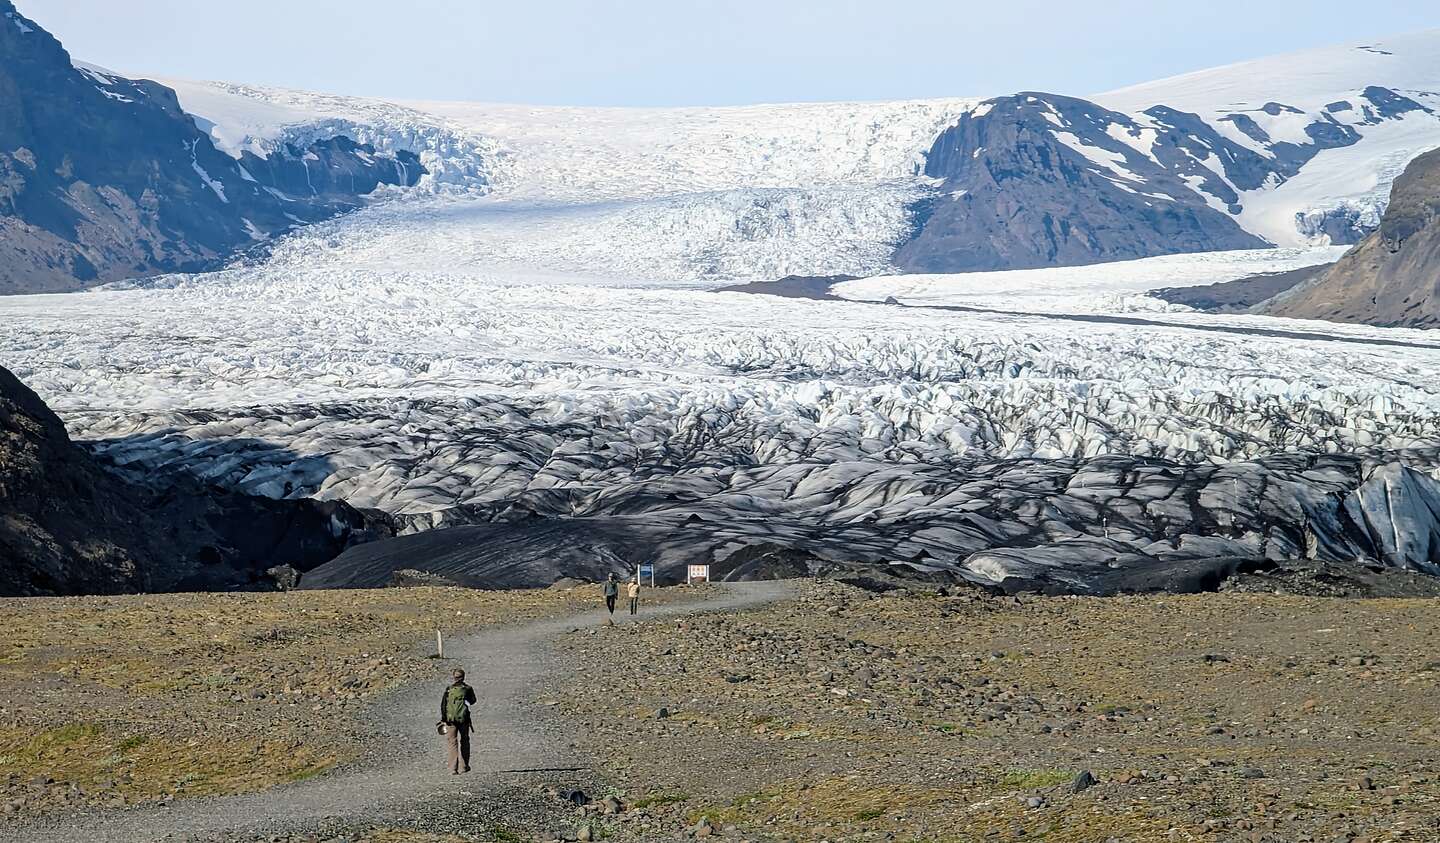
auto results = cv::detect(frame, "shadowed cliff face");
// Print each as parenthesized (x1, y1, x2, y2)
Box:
(1264, 147, 1440, 328)
(0, 365, 392, 596)
(0, 1, 424, 294)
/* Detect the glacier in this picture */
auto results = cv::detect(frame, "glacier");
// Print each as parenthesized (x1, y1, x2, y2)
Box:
(6, 220, 1440, 589)
(5, 36, 1440, 590)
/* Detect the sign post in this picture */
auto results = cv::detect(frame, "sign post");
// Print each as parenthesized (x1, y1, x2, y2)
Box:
(638, 563, 655, 587)
(686, 564, 711, 585)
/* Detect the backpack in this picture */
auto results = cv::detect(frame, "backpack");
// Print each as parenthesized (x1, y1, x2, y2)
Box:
(445, 684, 470, 723)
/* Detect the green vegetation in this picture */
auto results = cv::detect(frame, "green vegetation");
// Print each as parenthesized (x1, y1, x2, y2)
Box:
(998, 768, 1072, 789)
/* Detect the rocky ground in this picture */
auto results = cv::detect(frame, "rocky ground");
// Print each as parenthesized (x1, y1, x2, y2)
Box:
(549, 581, 1440, 843)
(0, 586, 607, 821)
(6, 581, 1440, 843)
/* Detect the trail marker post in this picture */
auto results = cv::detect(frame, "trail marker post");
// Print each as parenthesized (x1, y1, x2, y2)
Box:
(436, 629, 444, 659)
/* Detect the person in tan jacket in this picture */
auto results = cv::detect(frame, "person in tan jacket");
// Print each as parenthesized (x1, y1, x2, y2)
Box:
(627, 576, 641, 615)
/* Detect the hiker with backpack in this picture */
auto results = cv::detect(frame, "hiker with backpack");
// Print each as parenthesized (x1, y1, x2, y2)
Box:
(438, 668, 476, 774)
(603, 573, 620, 616)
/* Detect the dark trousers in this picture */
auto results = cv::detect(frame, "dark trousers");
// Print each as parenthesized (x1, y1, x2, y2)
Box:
(445, 723, 470, 773)
(629, 597, 638, 615)
(605, 595, 617, 614)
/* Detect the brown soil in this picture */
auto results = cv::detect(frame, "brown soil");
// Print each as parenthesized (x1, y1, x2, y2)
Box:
(552, 581, 1440, 842)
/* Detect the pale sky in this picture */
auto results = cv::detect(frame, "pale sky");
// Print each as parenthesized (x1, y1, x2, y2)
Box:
(17, 0, 1440, 106)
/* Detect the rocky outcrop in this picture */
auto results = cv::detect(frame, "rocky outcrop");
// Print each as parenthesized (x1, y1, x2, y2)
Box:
(0, 2, 424, 294)
(0, 365, 392, 596)
(1261, 147, 1440, 327)
(894, 87, 1435, 272)
(894, 93, 1268, 272)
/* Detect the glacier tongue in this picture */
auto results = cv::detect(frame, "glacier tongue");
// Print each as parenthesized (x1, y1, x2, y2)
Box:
(7, 244, 1440, 590)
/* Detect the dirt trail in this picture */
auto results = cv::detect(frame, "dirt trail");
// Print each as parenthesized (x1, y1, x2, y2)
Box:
(4, 582, 795, 843)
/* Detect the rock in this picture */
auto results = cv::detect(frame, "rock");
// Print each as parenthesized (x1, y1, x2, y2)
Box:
(602, 796, 623, 814)
(266, 565, 301, 591)
(655, 707, 672, 719)
(1071, 770, 1097, 793)
(576, 822, 595, 842)
(0, 365, 393, 597)
(1263, 146, 1440, 328)
(1239, 767, 1266, 780)
(894, 92, 1269, 275)
(565, 789, 590, 806)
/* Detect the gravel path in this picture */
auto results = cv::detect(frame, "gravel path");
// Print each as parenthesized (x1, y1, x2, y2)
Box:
(4, 582, 795, 843)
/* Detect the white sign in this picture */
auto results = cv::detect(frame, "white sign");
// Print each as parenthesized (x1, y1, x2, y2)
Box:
(686, 564, 711, 584)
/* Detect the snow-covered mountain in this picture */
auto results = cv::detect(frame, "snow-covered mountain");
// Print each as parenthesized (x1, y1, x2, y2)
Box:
(144, 30, 1440, 282)
(7, 1, 1440, 289)
(1098, 31, 1440, 246)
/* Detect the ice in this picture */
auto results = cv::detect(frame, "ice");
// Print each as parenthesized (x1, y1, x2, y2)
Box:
(5, 224, 1440, 526)
(832, 247, 1348, 314)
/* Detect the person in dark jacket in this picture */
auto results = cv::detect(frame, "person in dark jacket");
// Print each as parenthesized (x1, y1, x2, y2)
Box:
(603, 573, 620, 615)
(438, 668, 476, 774)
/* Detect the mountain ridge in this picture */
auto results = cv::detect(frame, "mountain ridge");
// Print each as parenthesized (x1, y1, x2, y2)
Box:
(4, 5, 1440, 299)
(0, 0, 425, 294)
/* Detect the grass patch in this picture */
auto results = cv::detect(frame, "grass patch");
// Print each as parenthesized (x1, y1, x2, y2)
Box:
(480, 824, 528, 843)
(632, 791, 690, 809)
(686, 789, 780, 825)
(998, 768, 1072, 789)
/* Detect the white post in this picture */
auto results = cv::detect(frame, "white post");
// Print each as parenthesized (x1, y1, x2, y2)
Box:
(436, 629, 444, 659)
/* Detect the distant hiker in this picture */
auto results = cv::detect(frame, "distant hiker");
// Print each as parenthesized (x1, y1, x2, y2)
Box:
(603, 573, 620, 615)
(438, 668, 476, 774)
(628, 576, 641, 615)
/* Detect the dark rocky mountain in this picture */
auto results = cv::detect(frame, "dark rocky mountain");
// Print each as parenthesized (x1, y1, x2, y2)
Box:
(0, 1, 424, 294)
(894, 87, 1436, 272)
(1261, 146, 1440, 327)
(895, 93, 1267, 272)
(0, 365, 392, 596)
